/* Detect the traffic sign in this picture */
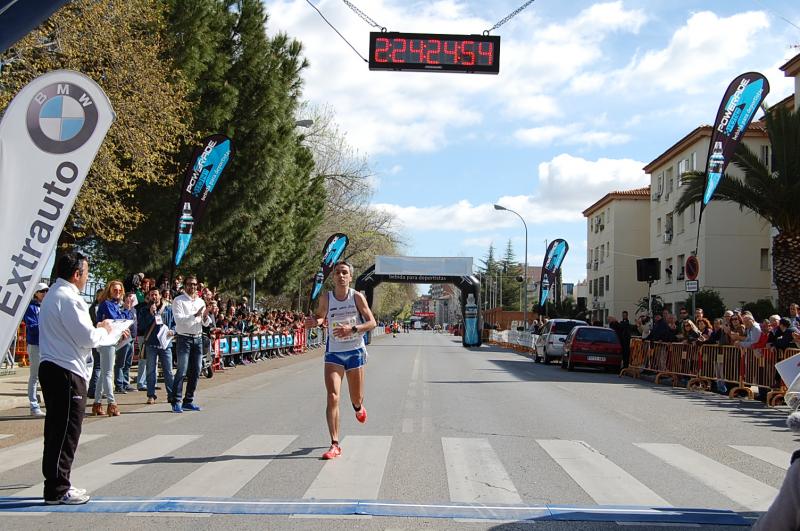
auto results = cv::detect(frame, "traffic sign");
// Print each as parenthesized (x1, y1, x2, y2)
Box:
(685, 280, 699, 292)
(685, 255, 699, 281)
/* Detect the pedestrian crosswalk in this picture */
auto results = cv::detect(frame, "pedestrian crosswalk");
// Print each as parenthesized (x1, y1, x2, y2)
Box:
(0, 433, 789, 515)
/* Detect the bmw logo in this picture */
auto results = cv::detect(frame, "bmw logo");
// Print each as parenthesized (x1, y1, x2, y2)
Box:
(26, 82, 99, 154)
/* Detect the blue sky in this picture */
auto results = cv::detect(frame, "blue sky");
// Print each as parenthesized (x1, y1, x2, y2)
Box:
(265, 0, 799, 285)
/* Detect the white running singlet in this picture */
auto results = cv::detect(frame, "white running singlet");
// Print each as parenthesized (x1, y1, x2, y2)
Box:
(326, 289, 365, 353)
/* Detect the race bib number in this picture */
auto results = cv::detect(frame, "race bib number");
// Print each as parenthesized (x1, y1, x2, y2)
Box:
(332, 315, 357, 342)
(155, 315, 163, 326)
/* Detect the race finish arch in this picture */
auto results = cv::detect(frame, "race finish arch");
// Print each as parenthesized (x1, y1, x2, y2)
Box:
(355, 256, 482, 347)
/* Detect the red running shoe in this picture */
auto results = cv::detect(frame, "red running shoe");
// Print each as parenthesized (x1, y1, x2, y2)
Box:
(322, 443, 342, 460)
(355, 406, 367, 424)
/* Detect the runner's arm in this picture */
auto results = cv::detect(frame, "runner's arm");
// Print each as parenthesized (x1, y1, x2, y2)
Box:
(353, 292, 377, 334)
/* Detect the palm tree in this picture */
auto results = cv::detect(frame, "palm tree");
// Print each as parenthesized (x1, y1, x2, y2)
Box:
(674, 104, 800, 312)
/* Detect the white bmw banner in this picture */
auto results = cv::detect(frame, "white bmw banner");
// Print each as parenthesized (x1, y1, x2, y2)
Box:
(0, 70, 115, 354)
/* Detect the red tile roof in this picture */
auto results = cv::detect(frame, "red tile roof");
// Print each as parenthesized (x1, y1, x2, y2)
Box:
(583, 186, 651, 216)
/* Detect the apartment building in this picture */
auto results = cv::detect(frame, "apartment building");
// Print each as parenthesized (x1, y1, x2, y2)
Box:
(582, 187, 651, 324)
(430, 283, 461, 325)
(644, 125, 773, 312)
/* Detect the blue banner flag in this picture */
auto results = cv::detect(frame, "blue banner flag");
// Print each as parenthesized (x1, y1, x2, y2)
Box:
(309, 233, 349, 305)
(539, 239, 569, 311)
(701, 72, 769, 209)
(0, 1, 70, 53)
(173, 134, 233, 267)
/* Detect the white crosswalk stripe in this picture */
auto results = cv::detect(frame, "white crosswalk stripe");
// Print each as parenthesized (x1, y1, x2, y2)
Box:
(729, 445, 792, 470)
(14, 435, 199, 498)
(442, 437, 522, 504)
(636, 443, 779, 511)
(1, 431, 791, 516)
(538, 439, 670, 507)
(0, 434, 106, 475)
(302, 435, 392, 500)
(159, 435, 296, 498)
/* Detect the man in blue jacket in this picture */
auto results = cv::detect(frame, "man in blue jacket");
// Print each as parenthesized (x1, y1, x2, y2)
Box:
(137, 287, 176, 404)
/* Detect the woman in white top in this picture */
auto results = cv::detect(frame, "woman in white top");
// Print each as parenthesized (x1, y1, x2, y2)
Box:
(305, 261, 377, 460)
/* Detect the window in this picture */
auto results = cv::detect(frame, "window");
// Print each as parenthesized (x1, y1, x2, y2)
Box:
(678, 158, 689, 185)
(656, 172, 664, 198)
(691, 152, 697, 171)
(598, 277, 605, 296)
(689, 202, 696, 223)
(665, 258, 673, 283)
(677, 254, 685, 280)
(676, 210, 685, 234)
(760, 145, 771, 171)
(666, 167, 674, 199)
(605, 275, 609, 291)
(656, 217, 662, 235)
(606, 242, 610, 257)
(588, 280, 592, 295)
(761, 248, 770, 271)
(600, 244, 605, 263)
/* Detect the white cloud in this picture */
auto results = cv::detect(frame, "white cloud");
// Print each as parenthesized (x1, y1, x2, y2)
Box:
(372, 153, 648, 231)
(463, 236, 497, 248)
(606, 11, 770, 94)
(388, 165, 403, 175)
(514, 125, 631, 147)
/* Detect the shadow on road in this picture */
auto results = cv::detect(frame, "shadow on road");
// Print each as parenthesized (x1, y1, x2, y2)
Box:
(115, 446, 326, 466)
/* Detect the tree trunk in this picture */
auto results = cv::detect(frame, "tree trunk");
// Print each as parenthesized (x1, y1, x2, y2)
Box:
(772, 232, 800, 313)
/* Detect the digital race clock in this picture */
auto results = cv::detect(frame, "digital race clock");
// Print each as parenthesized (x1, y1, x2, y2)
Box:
(368, 32, 500, 74)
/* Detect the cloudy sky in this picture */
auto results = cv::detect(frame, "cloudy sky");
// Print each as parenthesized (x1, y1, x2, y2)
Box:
(264, 0, 798, 284)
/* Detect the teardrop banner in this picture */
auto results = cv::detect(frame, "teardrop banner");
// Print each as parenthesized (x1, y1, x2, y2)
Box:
(172, 134, 234, 268)
(539, 239, 569, 311)
(308, 233, 349, 306)
(0, 70, 115, 355)
(699, 72, 769, 221)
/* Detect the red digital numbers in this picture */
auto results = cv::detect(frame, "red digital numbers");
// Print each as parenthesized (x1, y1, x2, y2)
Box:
(374, 37, 390, 63)
(371, 34, 496, 70)
(391, 38, 406, 63)
(426, 39, 441, 64)
(478, 42, 493, 64)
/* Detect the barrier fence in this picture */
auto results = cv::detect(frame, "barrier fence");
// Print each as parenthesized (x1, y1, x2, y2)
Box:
(484, 330, 794, 407)
(621, 339, 797, 406)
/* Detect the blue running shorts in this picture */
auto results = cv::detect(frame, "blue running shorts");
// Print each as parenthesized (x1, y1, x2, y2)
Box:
(324, 347, 368, 371)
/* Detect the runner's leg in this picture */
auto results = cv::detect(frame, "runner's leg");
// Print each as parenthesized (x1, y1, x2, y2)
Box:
(324, 363, 344, 443)
(345, 366, 365, 410)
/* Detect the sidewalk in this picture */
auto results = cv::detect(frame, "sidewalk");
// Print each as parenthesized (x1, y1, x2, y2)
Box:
(0, 365, 35, 411)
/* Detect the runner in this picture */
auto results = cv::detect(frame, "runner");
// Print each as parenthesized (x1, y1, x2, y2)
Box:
(305, 261, 377, 460)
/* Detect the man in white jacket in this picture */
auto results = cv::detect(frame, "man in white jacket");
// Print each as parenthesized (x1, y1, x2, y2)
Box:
(171, 274, 211, 413)
(38, 252, 121, 505)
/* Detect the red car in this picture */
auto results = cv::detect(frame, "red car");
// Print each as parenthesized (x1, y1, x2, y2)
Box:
(561, 326, 622, 372)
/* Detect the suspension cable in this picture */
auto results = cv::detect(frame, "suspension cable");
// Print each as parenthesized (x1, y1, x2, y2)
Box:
(305, 0, 367, 63)
(341, 0, 386, 32)
(485, 0, 537, 34)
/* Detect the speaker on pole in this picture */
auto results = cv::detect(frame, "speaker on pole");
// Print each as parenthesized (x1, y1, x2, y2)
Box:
(636, 258, 660, 282)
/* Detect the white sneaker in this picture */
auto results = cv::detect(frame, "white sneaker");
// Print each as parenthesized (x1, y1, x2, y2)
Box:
(30, 407, 45, 417)
(46, 487, 90, 505)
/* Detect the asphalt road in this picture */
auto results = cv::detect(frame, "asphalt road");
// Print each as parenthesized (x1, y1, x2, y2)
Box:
(0, 330, 796, 530)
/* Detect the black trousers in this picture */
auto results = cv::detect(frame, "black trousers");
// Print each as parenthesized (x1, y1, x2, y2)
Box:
(38, 361, 87, 501)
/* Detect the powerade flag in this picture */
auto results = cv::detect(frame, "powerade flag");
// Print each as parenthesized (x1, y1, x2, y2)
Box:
(309, 233, 349, 305)
(0, 70, 114, 358)
(539, 239, 569, 310)
(701, 72, 769, 211)
(0, 0, 70, 53)
(173, 134, 233, 267)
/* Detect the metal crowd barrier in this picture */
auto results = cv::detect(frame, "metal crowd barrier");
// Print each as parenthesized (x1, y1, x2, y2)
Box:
(623, 338, 795, 406)
(487, 330, 537, 355)
(212, 327, 326, 361)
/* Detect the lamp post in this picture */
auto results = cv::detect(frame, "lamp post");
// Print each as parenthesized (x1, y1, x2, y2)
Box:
(494, 204, 528, 330)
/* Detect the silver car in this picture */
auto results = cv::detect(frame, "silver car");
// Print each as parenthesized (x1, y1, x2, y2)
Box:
(534, 319, 588, 364)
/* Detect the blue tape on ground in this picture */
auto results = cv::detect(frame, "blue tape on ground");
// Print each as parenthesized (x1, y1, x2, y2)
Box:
(0, 496, 751, 524)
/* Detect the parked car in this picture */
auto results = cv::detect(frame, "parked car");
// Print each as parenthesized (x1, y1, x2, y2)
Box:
(533, 319, 588, 364)
(561, 325, 623, 372)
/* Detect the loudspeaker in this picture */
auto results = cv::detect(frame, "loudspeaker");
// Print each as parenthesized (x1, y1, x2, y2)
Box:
(636, 258, 660, 282)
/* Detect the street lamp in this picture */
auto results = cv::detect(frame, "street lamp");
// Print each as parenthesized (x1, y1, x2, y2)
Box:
(494, 204, 528, 330)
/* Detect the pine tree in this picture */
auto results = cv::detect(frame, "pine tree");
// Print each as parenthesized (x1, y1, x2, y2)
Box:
(501, 239, 522, 310)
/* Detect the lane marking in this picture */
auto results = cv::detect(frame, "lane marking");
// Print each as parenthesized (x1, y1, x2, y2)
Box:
(0, 434, 106, 475)
(538, 440, 670, 507)
(159, 435, 296, 498)
(636, 443, 778, 511)
(14, 435, 199, 498)
(442, 438, 522, 504)
(302, 435, 392, 500)
(729, 445, 791, 470)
